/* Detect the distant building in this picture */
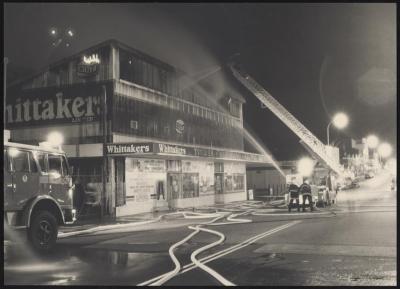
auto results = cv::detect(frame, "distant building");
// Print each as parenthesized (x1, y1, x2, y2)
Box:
(5, 39, 269, 217)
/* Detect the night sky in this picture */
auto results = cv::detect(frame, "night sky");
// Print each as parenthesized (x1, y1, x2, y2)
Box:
(4, 3, 397, 160)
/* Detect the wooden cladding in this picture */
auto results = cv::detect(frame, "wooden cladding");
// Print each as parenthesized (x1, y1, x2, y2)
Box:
(112, 94, 244, 151)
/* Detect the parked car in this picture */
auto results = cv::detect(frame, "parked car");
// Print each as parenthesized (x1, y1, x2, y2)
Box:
(365, 172, 375, 179)
(341, 178, 360, 190)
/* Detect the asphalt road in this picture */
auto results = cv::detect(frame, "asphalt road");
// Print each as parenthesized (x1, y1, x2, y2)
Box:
(4, 170, 397, 286)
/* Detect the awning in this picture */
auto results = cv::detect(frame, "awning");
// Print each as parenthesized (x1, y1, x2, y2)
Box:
(104, 142, 270, 164)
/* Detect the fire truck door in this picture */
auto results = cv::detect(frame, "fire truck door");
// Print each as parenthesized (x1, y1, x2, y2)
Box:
(10, 150, 40, 210)
(4, 149, 15, 209)
(48, 154, 68, 205)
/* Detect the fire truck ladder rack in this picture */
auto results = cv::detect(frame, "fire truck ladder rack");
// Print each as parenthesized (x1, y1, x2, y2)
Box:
(229, 62, 343, 176)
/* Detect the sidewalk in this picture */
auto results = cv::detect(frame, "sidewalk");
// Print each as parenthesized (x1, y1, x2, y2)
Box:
(59, 200, 286, 235)
(59, 210, 170, 234)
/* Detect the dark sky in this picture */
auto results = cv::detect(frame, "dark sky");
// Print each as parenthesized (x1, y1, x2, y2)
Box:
(4, 3, 397, 160)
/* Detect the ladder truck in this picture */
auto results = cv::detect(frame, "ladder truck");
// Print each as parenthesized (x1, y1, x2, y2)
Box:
(228, 62, 343, 207)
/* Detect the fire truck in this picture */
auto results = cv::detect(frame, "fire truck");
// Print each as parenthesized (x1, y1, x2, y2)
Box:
(4, 130, 76, 253)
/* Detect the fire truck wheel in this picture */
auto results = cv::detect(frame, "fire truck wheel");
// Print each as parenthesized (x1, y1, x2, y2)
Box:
(28, 211, 58, 253)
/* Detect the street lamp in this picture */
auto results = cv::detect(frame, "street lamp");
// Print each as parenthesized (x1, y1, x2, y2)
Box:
(297, 157, 315, 178)
(377, 143, 392, 158)
(366, 135, 379, 149)
(47, 131, 64, 149)
(49, 26, 75, 47)
(327, 112, 348, 145)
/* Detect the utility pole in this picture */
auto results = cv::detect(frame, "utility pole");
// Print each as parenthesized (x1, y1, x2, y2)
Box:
(101, 85, 107, 221)
(4, 57, 9, 128)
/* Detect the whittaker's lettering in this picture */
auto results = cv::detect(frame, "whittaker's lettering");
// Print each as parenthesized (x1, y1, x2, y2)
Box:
(6, 93, 100, 124)
(158, 144, 186, 155)
(106, 144, 151, 154)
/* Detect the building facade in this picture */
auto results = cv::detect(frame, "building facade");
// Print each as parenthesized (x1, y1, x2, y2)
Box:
(6, 39, 269, 217)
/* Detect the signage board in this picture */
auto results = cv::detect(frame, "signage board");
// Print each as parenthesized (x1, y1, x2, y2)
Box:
(77, 53, 100, 78)
(105, 141, 269, 163)
(6, 82, 111, 128)
(105, 143, 153, 155)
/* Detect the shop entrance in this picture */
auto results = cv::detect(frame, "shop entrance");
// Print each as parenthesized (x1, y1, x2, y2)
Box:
(167, 173, 181, 209)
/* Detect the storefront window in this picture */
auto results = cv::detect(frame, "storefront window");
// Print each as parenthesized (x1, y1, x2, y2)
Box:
(214, 162, 224, 173)
(182, 173, 199, 198)
(215, 173, 224, 194)
(168, 173, 182, 199)
(233, 174, 245, 191)
(167, 160, 182, 172)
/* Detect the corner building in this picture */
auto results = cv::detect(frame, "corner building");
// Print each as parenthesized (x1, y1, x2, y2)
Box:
(6, 40, 269, 216)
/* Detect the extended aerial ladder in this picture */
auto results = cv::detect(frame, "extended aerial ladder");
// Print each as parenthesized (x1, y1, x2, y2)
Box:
(228, 62, 343, 177)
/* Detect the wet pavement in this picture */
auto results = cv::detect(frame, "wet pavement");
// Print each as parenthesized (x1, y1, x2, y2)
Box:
(4, 171, 397, 286)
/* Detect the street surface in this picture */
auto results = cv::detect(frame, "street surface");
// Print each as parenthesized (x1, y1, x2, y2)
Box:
(4, 170, 396, 286)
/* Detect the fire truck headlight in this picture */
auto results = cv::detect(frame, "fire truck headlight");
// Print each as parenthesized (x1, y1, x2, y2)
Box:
(68, 186, 74, 199)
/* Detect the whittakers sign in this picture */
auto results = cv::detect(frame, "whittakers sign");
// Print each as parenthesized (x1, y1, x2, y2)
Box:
(6, 83, 110, 128)
(105, 143, 153, 155)
(105, 141, 269, 163)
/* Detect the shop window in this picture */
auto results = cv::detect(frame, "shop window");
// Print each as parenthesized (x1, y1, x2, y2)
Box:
(224, 175, 233, 192)
(233, 174, 245, 191)
(215, 173, 224, 194)
(167, 160, 181, 172)
(182, 173, 199, 198)
(214, 162, 224, 173)
(168, 173, 182, 199)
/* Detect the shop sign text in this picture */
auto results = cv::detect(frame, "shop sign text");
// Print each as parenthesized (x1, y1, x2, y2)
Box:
(106, 143, 152, 155)
(5, 92, 100, 125)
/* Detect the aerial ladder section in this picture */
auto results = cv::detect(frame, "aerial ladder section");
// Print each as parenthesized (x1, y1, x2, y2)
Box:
(228, 62, 343, 176)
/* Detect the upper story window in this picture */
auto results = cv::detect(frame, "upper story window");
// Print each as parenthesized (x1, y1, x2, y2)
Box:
(119, 48, 176, 96)
(229, 100, 241, 118)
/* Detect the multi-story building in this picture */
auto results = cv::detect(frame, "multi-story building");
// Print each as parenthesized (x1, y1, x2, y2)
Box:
(5, 39, 269, 217)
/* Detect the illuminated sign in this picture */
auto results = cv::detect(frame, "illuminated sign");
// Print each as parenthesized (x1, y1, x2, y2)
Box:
(105, 142, 269, 163)
(77, 53, 100, 77)
(83, 54, 100, 65)
(158, 143, 186, 155)
(105, 143, 153, 155)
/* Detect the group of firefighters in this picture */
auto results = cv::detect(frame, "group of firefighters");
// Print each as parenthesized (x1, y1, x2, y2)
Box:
(287, 179, 314, 212)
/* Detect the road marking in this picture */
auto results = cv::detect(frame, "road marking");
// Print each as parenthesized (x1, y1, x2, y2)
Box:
(254, 244, 397, 257)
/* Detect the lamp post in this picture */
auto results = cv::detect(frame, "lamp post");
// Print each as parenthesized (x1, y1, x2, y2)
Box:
(4, 57, 9, 128)
(327, 112, 348, 145)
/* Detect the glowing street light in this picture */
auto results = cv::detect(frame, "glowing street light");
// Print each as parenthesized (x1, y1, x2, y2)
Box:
(49, 26, 75, 47)
(366, 135, 379, 149)
(47, 131, 64, 147)
(377, 143, 392, 158)
(386, 157, 396, 175)
(327, 112, 349, 145)
(297, 157, 315, 177)
(49, 27, 58, 37)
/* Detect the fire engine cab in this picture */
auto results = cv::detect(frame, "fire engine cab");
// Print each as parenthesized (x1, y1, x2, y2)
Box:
(4, 130, 76, 252)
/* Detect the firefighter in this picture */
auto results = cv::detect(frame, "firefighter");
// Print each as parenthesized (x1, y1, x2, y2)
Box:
(299, 178, 313, 211)
(287, 182, 300, 212)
